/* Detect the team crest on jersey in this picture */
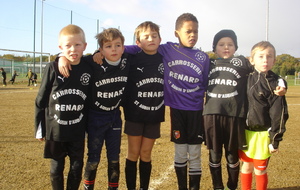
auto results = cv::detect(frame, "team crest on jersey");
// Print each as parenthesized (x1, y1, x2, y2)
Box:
(80, 73, 91, 85)
(230, 58, 243, 67)
(173, 130, 180, 139)
(158, 63, 164, 75)
(195, 52, 207, 62)
(120, 58, 127, 70)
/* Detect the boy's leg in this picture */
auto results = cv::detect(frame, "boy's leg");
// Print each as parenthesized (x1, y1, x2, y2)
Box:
(66, 141, 84, 190)
(255, 173, 268, 190)
(174, 143, 188, 190)
(224, 117, 244, 190)
(125, 134, 142, 190)
(139, 159, 152, 190)
(50, 158, 65, 190)
(107, 161, 120, 190)
(83, 161, 99, 190)
(105, 110, 122, 190)
(209, 149, 224, 190)
(240, 172, 252, 190)
(125, 159, 137, 190)
(83, 111, 107, 190)
(188, 144, 202, 190)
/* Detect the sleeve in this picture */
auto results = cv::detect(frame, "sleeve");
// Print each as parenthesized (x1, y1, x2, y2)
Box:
(34, 63, 54, 138)
(124, 45, 141, 54)
(268, 94, 289, 149)
(82, 54, 94, 63)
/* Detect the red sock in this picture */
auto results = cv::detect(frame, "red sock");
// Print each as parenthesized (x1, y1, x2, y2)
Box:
(256, 173, 268, 190)
(241, 172, 252, 190)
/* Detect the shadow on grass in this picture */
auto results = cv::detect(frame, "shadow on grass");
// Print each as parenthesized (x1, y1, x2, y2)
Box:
(269, 187, 300, 190)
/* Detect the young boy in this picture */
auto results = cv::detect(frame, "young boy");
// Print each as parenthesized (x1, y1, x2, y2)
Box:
(82, 28, 129, 190)
(239, 41, 288, 190)
(26, 68, 33, 86)
(32, 72, 38, 86)
(203, 30, 286, 190)
(10, 70, 18, 84)
(57, 28, 130, 190)
(35, 24, 92, 190)
(122, 21, 164, 190)
(0, 68, 7, 86)
(125, 13, 210, 190)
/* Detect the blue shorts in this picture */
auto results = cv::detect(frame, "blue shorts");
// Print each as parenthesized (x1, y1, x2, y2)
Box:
(86, 109, 122, 162)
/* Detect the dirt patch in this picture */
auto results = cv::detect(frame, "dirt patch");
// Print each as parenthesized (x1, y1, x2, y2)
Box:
(0, 84, 299, 189)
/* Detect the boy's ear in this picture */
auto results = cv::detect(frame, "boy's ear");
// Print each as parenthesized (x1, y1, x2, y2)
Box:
(174, 30, 179, 38)
(83, 43, 87, 51)
(136, 40, 142, 48)
(249, 58, 255, 65)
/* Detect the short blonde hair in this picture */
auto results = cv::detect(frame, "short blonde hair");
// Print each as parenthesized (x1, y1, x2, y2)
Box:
(134, 21, 161, 42)
(59, 24, 86, 44)
(250, 41, 276, 61)
(95, 28, 125, 48)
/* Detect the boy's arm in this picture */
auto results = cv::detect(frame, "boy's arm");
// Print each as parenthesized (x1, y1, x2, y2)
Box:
(34, 63, 53, 140)
(274, 78, 287, 96)
(124, 45, 141, 54)
(57, 56, 72, 78)
(268, 95, 288, 150)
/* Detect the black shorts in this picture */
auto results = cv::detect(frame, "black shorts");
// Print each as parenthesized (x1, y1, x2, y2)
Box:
(124, 121, 161, 139)
(44, 139, 85, 160)
(203, 114, 246, 153)
(170, 108, 204, 144)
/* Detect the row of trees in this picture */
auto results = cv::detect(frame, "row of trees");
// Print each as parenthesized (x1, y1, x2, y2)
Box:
(1, 53, 300, 77)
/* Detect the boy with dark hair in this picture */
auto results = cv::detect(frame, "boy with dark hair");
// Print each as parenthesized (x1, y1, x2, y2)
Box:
(35, 24, 92, 190)
(125, 13, 210, 190)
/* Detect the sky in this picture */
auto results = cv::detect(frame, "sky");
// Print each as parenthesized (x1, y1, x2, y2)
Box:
(1, 0, 300, 58)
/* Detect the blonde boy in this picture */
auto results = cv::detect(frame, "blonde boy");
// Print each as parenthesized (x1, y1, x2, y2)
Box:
(239, 41, 288, 190)
(35, 24, 92, 190)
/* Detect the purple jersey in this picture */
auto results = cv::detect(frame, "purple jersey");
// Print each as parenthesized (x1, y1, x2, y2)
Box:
(158, 42, 209, 111)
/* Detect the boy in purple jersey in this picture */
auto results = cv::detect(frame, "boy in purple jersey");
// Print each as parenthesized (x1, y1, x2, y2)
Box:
(35, 24, 92, 190)
(125, 13, 209, 190)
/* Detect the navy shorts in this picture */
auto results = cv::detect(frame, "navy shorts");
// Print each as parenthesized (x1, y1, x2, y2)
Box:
(170, 108, 204, 144)
(86, 109, 122, 162)
(124, 121, 161, 139)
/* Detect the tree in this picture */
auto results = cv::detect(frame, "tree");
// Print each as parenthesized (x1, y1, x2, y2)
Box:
(273, 54, 300, 75)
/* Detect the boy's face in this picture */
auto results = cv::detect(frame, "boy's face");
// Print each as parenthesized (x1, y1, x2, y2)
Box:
(100, 37, 124, 62)
(251, 47, 275, 73)
(175, 21, 198, 48)
(136, 28, 161, 55)
(215, 37, 236, 59)
(59, 34, 87, 65)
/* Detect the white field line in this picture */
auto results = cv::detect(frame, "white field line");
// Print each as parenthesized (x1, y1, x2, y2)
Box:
(288, 104, 300, 105)
(149, 164, 174, 190)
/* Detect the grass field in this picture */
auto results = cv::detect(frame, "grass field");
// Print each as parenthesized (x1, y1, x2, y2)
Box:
(0, 83, 299, 190)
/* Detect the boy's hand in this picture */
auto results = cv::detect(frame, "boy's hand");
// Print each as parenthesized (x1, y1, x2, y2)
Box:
(58, 56, 72, 78)
(268, 144, 278, 153)
(36, 138, 44, 142)
(274, 86, 286, 96)
(93, 51, 104, 65)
